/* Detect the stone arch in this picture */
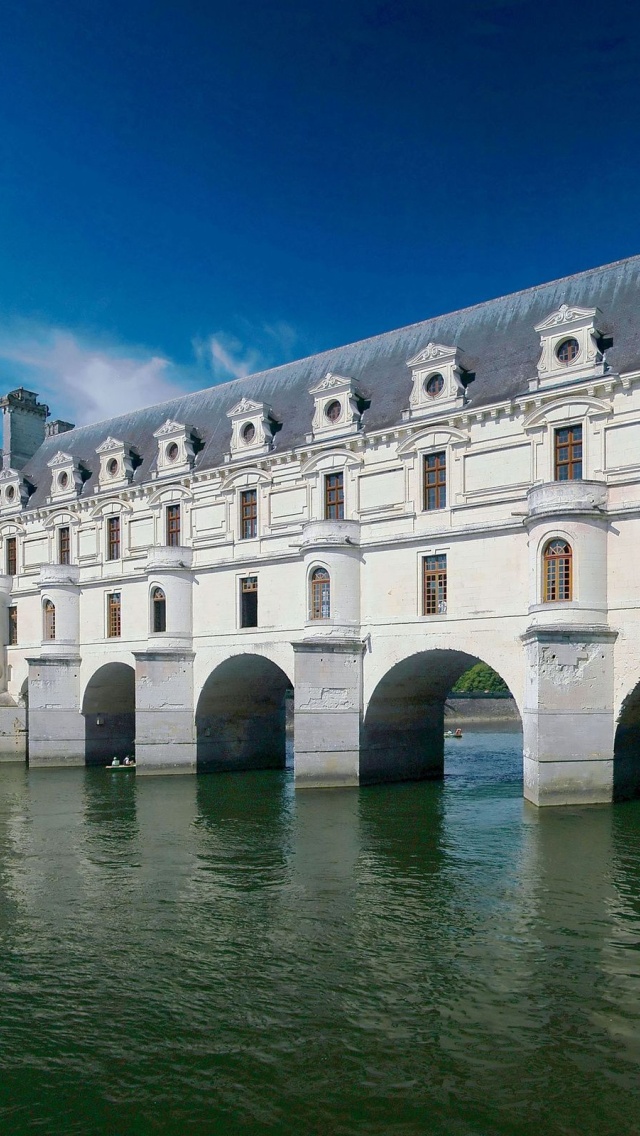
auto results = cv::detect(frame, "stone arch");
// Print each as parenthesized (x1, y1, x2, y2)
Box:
(196, 654, 293, 773)
(361, 648, 521, 786)
(613, 679, 640, 801)
(82, 662, 136, 766)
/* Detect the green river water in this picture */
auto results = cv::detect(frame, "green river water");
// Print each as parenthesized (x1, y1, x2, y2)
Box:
(0, 733, 639, 1135)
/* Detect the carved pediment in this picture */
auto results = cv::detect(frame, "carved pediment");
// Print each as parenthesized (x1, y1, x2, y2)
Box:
(226, 397, 263, 418)
(309, 372, 353, 395)
(534, 304, 599, 333)
(96, 436, 125, 454)
(153, 418, 185, 439)
(406, 342, 459, 368)
(47, 450, 73, 468)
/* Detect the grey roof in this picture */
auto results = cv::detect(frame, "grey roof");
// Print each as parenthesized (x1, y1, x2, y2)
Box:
(20, 254, 640, 508)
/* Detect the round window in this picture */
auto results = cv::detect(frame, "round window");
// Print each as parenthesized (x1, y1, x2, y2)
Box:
(556, 337, 580, 364)
(107, 458, 119, 477)
(242, 422, 256, 444)
(58, 471, 68, 489)
(166, 442, 179, 462)
(425, 373, 445, 398)
(325, 400, 342, 423)
(5, 486, 15, 502)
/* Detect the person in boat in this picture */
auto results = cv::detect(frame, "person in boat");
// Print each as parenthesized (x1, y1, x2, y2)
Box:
(112, 756, 120, 766)
(123, 756, 131, 765)
(454, 728, 463, 738)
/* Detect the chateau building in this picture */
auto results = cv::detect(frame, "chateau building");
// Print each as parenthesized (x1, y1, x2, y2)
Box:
(2, 256, 640, 805)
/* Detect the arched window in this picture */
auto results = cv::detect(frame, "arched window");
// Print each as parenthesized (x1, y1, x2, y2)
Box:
(543, 540, 572, 602)
(151, 587, 166, 633)
(310, 567, 330, 620)
(43, 599, 56, 640)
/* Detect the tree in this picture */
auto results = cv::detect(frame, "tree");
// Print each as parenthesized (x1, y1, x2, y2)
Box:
(451, 662, 509, 694)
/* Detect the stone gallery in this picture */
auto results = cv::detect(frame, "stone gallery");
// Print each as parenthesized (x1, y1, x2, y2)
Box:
(2, 256, 640, 805)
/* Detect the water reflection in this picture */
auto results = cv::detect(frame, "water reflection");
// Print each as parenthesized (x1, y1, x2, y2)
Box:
(0, 743, 639, 1136)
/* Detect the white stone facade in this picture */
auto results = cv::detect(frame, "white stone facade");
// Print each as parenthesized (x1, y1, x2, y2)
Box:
(3, 258, 640, 805)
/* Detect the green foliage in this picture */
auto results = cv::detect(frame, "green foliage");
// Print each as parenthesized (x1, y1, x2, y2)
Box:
(452, 662, 509, 694)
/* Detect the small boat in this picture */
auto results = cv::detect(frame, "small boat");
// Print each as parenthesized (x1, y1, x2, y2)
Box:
(106, 759, 136, 770)
(445, 729, 463, 739)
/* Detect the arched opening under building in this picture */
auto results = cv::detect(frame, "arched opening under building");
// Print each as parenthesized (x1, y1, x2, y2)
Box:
(361, 649, 521, 786)
(82, 663, 136, 766)
(196, 654, 293, 773)
(613, 683, 640, 801)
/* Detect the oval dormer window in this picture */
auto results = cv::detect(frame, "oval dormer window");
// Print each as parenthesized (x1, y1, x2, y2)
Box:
(556, 337, 580, 364)
(425, 373, 444, 398)
(325, 400, 342, 423)
(166, 442, 179, 462)
(6, 485, 15, 502)
(58, 471, 69, 489)
(107, 458, 119, 477)
(242, 422, 256, 444)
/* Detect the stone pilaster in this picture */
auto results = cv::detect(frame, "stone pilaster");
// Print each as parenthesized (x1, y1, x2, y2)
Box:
(25, 654, 84, 766)
(133, 649, 196, 775)
(293, 637, 364, 788)
(522, 625, 617, 805)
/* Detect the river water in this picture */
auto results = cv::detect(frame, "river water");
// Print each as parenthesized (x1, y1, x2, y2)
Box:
(0, 733, 639, 1135)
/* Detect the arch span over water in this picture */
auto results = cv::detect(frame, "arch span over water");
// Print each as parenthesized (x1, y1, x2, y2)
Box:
(361, 649, 521, 786)
(196, 654, 293, 773)
(82, 662, 135, 766)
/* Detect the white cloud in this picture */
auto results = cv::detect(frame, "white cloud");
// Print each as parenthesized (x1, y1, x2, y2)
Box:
(194, 319, 307, 383)
(0, 323, 191, 426)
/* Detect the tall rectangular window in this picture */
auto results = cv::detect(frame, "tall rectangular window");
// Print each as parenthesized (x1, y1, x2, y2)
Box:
(5, 537, 16, 576)
(166, 504, 181, 546)
(8, 605, 17, 646)
(424, 452, 446, 511)
(555, 425, 582, 481)
(107, 516, 121, 561)
(325, 472, 344, 520)
(240, 576, 258, 628)
(240, 489, 257, 539)
(423, 554, 447, 615)
(58, 526, 70, 565)
(107, 592, 121, 638)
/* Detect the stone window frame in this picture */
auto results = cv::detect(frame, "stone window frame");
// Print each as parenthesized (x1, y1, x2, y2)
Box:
(106, 515, 121, 561)
(416, 545, 450, 619)
(43, 598, 56, 641)
(554, 424, 583, 482)
(58, 525, 71, 565)
(150, 586, 166, 634)
(423, 450, 447, 511)
(239, 488, 258, 540)
(106, 591, 122, 639)
(5, 535, 17, 576)
(8, 604, 17, 646)
(324, 471, 345, 520)
(541, 538, 573, 603)
(309, 565, 331, 621)
(239, 574, 258, 629)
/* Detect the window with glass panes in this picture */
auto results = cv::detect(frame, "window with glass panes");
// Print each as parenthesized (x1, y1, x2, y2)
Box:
(325, 472, 344, 520)
(166, 504, 180, 546)
(152, 587, 166, 633)
(44, 600, 55, 640)
(58, 526, 70, 564)
(555, 425, 582, 480)
(543, 540, 572, 602)
(424, 452, 446, 510)
(310, 567, 330, 619)
(240, 576, 258, 627)
(423, 554, 447, 615)
(5, 537, 16, 576)
(240, 489, 257, 539)
(107, 592, 121, 638)
(8, 606, 17, 645)
(107, 516, 121, 560)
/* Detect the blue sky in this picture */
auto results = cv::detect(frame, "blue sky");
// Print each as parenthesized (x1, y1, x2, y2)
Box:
(1, 0, 639, 424)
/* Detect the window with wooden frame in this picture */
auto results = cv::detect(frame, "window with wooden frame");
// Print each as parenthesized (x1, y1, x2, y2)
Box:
(166, 504, 181, 546)
(554, 425, 582, 481)
(43, 599, 56, 641)
(423, 554, 447, 615)
(240, 489, 257, 539)
(324, 472, 344, 520)
(543, 539, 572, 602)
(151, 587, 166, 633)
(423, 452, 446, 511)
(107, 592, 121, 638)
(310, 566, 330, 620)
(240, 576, 258, 627)
(58, 526, 70, 565)
(8, 605, 17, 646)
(5, 536, 16, 576)
(106, 516, 121, 561)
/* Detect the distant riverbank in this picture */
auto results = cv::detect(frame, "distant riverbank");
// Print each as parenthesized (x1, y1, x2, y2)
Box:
(444, 695, 521, 731)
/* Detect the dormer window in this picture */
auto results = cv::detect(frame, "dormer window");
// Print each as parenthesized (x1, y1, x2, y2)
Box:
(47, 451, 83, 502)
(405, 344, 467, 420)
(0, 469, 29, 513)
(309, 373, 364, 441)
(532, 304, 606, 390)
(425, 373, 444, 398)
(152, 420, 198, 478)
(95, 437, 138, 490)
(226, 399, 276, 460)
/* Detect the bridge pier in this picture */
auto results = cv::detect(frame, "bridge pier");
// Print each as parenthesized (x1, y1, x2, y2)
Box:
(522, 626, 617, 806)
(134, 650, 196, 775)
(293, 638, 364, 788)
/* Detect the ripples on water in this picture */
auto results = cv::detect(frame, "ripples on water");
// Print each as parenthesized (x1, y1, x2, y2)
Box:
(0, 733, 639, 1135)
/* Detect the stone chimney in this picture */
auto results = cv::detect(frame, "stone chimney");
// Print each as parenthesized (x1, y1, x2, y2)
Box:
(46, 419, 75, 438)
(0, 388, 49, 471)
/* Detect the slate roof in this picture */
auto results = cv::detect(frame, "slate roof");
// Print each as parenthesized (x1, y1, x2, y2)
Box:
(18, 254, 640, 508)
